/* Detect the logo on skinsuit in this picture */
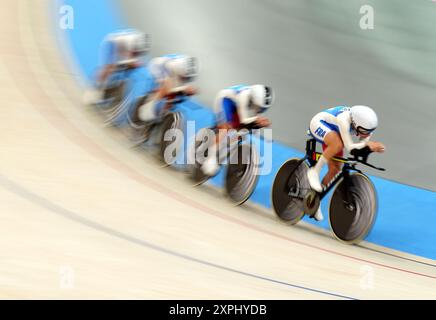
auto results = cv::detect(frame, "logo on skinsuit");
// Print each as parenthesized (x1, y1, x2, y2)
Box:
(315, 127, 326, 138)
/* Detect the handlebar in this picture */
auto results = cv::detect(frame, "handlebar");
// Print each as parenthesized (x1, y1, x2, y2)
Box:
(114, 62, 137, 72)
(350, 146, 371, 163)
(348, 147, 386, 171)
(166, 95, 187, 105)
(238, 122, 265, 131)
(166, 89, 195, 105)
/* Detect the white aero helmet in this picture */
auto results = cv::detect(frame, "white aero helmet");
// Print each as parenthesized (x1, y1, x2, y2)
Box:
(350, 105, 378, 135)
(130, 31, 151, 56)
(172, 55, 198, 81)
(115, 30, 150, 65)
(250, 85, 274, 112)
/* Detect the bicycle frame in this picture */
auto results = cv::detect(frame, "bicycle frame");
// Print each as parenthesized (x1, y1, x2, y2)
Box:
(288, 139, 360, 203)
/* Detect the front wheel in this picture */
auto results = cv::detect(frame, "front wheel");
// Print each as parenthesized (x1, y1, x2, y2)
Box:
(271, 159, 310, 225)
(225, 144, 260, 205)
(329, 172, 378, 244)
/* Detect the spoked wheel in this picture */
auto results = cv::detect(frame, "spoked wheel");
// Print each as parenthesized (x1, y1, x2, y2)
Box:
(158, 112, 184, 166)
(225, 144, 260, 205)
(329, 172, 378, 244)
(188, 128, 216, 186)
(271, 159, 310, 225)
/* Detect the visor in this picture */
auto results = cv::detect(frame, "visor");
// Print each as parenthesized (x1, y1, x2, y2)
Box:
(356, 126, 375, 135)
(265, 86, 273, 106)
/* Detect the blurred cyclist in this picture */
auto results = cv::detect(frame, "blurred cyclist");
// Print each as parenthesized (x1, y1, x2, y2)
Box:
(85, 29, 151, 104)
(134, 54, 199, 122)
(128, 54, 199, 144)
(201, 84, 273, 176)
(307, 105, 385, 221)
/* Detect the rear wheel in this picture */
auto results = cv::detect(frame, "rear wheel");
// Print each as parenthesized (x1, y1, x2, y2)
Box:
(159, 112, 184, 166)
(271, 159, 310, 225)
(329, 173, 377, 244)
(225, 144, 260, 205)
(102, 81, 128, 124)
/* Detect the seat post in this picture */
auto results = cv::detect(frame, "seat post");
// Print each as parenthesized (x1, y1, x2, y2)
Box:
(306, 138, 317, 154)
(306, 138, 317, 166)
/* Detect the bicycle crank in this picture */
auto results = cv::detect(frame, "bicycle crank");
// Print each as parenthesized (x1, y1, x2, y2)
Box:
(303, 190, 320, 218)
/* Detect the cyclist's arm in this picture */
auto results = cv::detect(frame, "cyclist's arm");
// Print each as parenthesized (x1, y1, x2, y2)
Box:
(97, 36, 118, 87)
(359, 135, 371, 143)
(97, 63, 116, 87)
(236, 91, 258, 124)
(337, 112, 368, 152)
(168, 85, 197, 96)
(169, 85, 188, 93)
(157, 78, 173, 100)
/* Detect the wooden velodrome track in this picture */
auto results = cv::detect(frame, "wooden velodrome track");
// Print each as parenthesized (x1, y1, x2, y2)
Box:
(0, 0, 435, 299)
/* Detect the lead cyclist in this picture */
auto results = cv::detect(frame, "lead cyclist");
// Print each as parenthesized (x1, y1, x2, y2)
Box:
(307, 105, 386, 222)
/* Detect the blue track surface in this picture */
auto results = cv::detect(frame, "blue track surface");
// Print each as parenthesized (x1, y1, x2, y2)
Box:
(57, 0, 436, 260)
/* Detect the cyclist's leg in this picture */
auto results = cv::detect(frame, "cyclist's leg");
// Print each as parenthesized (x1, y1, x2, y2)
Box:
(308, 115, 334, 192)
(217, 98, 241, 151)
(137, 77, 164, 122)
(216, 123, 232, 143)
(213, 97, 239, 146)
(321, 133, 344, 186)
(131, 95, 149, 124)
(201, 99, 236, 175)
(306, 115, 336, 220)
(323, 160, 343, 187)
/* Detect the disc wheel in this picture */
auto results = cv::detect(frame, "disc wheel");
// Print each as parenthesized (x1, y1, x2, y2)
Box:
(158, 112, 184, 166)
(329, 173, 378, 244)
(271, 159, 310, 225)
(102, 81, 129, 124)
(225, 144, 260, 205)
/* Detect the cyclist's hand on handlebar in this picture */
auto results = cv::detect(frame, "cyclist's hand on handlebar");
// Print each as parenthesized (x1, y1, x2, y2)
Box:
(368, 141, 386, 153)
(255, 116, 271, 128)
(170, 85, 198, 97)
(184, 86, 198, 96)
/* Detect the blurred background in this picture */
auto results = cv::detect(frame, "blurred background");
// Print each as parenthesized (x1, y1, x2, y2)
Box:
(119, 0, 436, 191)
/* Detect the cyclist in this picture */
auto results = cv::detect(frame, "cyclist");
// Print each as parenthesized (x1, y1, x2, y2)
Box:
(307, 105, 385, 221)
(85, 29, 151, 105)
(134, 54, 199, 122)
(201, 84, 273, 176)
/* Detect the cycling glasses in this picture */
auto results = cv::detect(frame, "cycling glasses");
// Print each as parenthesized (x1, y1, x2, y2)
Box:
(356, 126, 375, 135)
